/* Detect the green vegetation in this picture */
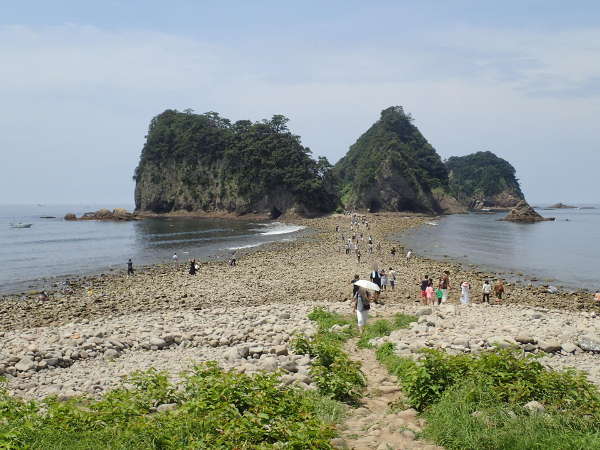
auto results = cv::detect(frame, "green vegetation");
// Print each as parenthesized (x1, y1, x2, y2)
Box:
(292, 308, 365, 405)
(375, 344, 600, 449)
(0, 364, 343, 449)
(134, 110, 338, 215)
(334, 106, 448, 212)
(446, 151, 524, 204)
(356, 313, 416, 349)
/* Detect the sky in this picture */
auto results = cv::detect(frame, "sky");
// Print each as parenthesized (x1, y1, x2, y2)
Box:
(1, 0, 599, 205)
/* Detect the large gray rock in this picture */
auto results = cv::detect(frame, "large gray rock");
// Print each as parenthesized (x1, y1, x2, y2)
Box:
(524, 400, 545, 413)
(149, 337, 166, 349)
(538, 341, 562, 353)
(514, 335, 536, 344)
(15, 358, 36, 372)
(561, 343, 580, 354)
(487, 336, 517, 349)
(415, 308, 432, 317)
(578, 336, 600, 353)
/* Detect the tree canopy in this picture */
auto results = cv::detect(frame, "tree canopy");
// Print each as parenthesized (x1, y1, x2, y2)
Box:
(445, 151, 524, 201)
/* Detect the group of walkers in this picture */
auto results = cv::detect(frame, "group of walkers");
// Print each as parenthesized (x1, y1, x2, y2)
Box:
(418, 272, 505, 306)
(126, 250, 238, 278)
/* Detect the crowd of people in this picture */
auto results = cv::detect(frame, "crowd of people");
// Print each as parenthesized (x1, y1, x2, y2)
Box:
(340, 212, 511, 333)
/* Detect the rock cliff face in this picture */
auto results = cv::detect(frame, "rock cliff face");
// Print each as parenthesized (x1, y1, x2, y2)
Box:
(134, 110, 338, 218)
(334, 106, 449, 213)
(446, 151, 524, 210)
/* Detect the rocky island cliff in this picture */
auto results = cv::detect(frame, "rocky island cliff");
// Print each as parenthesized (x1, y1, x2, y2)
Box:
(134, 110, 337, 218)
(333, 106, 451, 213)
(445, 151, 524, 210)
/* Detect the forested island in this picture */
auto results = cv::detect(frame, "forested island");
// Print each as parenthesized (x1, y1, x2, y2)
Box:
(134, 107, 526, 216)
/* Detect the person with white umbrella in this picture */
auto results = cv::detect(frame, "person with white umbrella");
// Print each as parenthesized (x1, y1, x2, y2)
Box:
(351, 280, 379, 335)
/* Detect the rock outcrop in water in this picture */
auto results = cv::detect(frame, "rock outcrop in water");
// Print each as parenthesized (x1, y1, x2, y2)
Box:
(548, 202, 577, 209)
(133, 110, 338, 218)
(501, 201, 555, 223)
(334, 106, 450, 213)
(445, 151, 524, 210)
(64, 208, 141, 221)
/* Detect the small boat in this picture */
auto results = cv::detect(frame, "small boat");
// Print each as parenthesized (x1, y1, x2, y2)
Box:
(426, 221, 439, 226)
(10, 223, 33, 228)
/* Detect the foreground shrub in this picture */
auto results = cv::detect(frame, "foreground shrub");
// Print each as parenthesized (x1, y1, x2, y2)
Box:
(0, 363, 338, 449)
(292, 308, 366, 405)
(424, 381, 600, 450)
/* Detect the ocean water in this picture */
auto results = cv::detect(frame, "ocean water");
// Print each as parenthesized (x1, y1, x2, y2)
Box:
(0, 204, 305, 294)
(398, 205, 600, 291)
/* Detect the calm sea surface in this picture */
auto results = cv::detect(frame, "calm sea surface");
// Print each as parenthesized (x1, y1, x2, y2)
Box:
(397, 205, 600, 291)
(0, 204, 305, 294)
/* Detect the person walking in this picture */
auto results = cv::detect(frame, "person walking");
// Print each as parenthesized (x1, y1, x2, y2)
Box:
(352, 287, 371, 335)
(127, 258, 134, 276)
(172, 253, 178, 263)
(356, 249, 361, 264)
(406, 249, 412, 262)
(380, 269, 388, 291)
(494, 280, 505, 302)
(460, 281, 471, 305)
(370, 266, 381, 288)
(389, 267, 397, 291)
(435, 286, 444, 305)
(189, 259, 197, 275)
(420, 275, 429, 304)
(482, 280, 492, 303)
(426, 280, 435, 305)
(439, 271, 450, 303)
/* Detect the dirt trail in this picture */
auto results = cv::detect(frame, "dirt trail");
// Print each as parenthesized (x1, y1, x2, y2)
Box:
(332, 340, 443, 450)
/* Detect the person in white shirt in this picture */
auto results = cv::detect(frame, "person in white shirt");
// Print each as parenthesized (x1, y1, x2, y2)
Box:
(482, 280, 492, 303)
(406, 249, 412, 262)
(172, 253, 178, 263)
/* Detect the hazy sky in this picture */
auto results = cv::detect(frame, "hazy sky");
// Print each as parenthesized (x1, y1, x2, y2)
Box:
(1, 1, 599, 204)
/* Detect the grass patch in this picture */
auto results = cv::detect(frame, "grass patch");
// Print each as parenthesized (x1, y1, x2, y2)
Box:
(292, 308, 366, 406)
(357, 313, 416, 349)
(0, 363, 341, 449)
(375, 343, 600, 449)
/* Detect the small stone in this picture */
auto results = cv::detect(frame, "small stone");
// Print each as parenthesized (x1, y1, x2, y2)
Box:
(578, 336, 600, 353)
(156, 403, 178, 413)
(515, 335, 536, 345)
(415, 308, 432, 316)
(104, 349, 120, 360)
(524, 400, 545, 413)
(330, 438, 348, 449)
(149, 337, 166, 349)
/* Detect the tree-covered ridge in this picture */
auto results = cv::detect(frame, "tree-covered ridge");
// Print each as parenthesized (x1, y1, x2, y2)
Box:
(334, 106, 448, 212)
(134, 110, 338, 215)
(445, 151, 524, 203)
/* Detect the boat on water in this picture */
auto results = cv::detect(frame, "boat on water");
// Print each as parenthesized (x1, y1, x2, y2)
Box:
(10, 223, 33, 228)
(426, 221, 439, 226)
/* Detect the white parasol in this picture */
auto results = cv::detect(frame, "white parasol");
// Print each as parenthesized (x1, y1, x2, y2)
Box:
(353, 279, 380, 291)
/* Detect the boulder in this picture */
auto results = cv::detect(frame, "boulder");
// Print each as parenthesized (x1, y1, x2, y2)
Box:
(538, 341, 561, 353)
(524, 400, 545, 413)
(487, 336, 517, 349)
(156, 403, 178, 413)
(501, 201, 555, 223)
(514, 335, 536, 345)
(415, 308, 433, 317)
(561, 343, 579, 354)
(578, 336, 600, 353)
(15, 358, 36, 372)
(64, 213, 77, 221)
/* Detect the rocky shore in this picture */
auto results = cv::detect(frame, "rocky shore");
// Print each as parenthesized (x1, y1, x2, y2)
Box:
(1, 213, 598, 399)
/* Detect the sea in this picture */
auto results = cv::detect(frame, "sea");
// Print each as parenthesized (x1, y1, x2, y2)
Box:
(397, 205, 600, 291)
(0, 204, 306, 294)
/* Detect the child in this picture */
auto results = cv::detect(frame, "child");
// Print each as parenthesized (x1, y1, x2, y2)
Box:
(494, 280, 505, 301)
(425, 280, 435, 305)
(435, 286, 443, 305)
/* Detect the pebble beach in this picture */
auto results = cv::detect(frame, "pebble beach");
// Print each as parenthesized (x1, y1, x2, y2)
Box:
(1, 213, 599, 400)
